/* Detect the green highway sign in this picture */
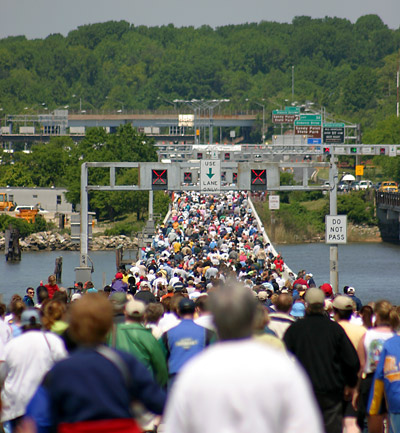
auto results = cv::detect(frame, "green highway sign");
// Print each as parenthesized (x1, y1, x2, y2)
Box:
(299, 114, 322, 121)
(295, 120, 321, 126)
(284, 106, 300, 114)
(323, 123, 345, 128)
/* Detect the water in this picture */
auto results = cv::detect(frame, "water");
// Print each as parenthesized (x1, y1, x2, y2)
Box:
(0, 251, 117, 304)
(277, 242, 400, 304)
(0, 243, 399, 305)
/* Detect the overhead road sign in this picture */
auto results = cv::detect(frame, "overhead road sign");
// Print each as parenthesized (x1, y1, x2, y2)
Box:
(307, 138, 321, 144)
(295, 120, 321, 126)
(250, 169, 267, 191)
(294, 124, 322, 138)
(272, 107, 300, 124)
(272, 113, 299, 124)
(323, 123, 345, 144)
(200, 160, 221, 193)
(299, 114, 322, 122)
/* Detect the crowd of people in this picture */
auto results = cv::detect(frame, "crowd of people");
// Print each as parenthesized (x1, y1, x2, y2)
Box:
(0, 191, 399, 433)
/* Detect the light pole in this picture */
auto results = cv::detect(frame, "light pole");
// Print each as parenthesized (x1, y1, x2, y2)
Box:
(254, 101, 266, 143)
(106, 96, 124, 113)
(157, 96, 176, 110)
(246, 99, 266, 143)
(72, 94, 82, 112)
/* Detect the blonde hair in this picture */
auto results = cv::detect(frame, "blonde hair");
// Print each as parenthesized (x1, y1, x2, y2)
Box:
(374, 300, 400, 329)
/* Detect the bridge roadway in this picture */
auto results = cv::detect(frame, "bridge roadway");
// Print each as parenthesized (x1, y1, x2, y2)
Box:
(67, 112, 257, 129)
(376, 191, 400, 243)
(159, 190, 293, 281)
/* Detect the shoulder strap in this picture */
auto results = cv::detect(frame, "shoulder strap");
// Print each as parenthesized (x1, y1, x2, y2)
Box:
(96, 345, 131, 387)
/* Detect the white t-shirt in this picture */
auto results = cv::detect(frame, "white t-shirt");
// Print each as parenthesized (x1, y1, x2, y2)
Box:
(0, 330, 68, 421)
(164, 339, 323, 433)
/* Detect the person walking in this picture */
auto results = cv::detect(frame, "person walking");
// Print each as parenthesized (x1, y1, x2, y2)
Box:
(284, 288, 360, 433)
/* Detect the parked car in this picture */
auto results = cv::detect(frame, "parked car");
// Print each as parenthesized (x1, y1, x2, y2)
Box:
(14, 205, 49, 214)
(350, 181, 360, 191)
(359, 180, 374, 190)
(337, 181, 350, 192)
(379, 181, 399, 193)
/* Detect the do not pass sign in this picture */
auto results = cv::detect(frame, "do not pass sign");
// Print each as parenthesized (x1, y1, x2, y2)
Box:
(325, 215, 347, 244)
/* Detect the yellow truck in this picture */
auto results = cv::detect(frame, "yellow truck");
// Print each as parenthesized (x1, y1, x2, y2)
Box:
(0, 193, 15, 211)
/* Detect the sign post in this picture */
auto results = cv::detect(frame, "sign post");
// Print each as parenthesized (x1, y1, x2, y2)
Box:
(200, 160, 221, 193)
(269, 195, 280, 242)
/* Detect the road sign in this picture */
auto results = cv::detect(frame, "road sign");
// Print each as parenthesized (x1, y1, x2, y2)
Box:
(323, 124, 344, 144)
(272, 113, 298, 124)
(184, 172, 192, 183)
(389, 146, 397, 157)
(269, 195, 280, 210)
(200, 160, 221, 193)
(325, 215, 347, 244)
(299, 114, 322, 122)
(294, 124, 322, 138)
(355, 165, 364, 176)
(307, 138, 321, 144)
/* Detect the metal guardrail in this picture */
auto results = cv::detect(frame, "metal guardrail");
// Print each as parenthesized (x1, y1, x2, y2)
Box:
(376, 191, 400, 207)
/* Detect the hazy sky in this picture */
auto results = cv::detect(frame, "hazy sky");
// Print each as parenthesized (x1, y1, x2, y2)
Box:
(2, 0, 400, 40)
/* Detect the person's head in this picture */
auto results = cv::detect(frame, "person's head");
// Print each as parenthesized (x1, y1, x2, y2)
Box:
(69, 293, 113, 346)
(26, 287, 35, 299)
(275, 293, 293, 314)
(332, 295, 354, 321)
(195, 295, 210, 316)
(21, 309, 42, 331)
(305, 288, 325, 314)
(253, 303, 269, 332)
(109, 292, 127, 315)
(36, 286, 49, 304)
(209, 284, 257, 341)
(145, 303, 164, 324)
(48, 274, 57, 286)
(42, 300, 67, 330)
(178, 298, 196, 318)
(52, 290, 68, 305)
(170, 293, 185, 316)
(10, 299, 26, 320)
(374, 300, 400, 329)
(360, 305, 374, 329)
(124, 299, 146, 322)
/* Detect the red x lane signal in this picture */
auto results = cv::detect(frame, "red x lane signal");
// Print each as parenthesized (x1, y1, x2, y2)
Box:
(152, 169, 168, 190)
(250, 169, 267, 191)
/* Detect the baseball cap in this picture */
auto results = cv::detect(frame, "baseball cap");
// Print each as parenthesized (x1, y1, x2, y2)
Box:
(178, 298, 195, 314)
(347, 287, 355, 294)
(305, 288, 325, 305)
(21, 309, 41, 327)
(257, 290, 268, 301)
(332, 295, 354, 311)
(125, 299, 146, 317)
(291, 302, 306, 318)
(320, 283, 333, 297)
(109, 292, 127, 309)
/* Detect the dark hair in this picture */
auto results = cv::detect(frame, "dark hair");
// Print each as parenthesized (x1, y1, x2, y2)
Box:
(195, 295, 210, 313)
(53, 290, 68, 305)
(333, 308, 352, 321)
(37, 286, 49, 304)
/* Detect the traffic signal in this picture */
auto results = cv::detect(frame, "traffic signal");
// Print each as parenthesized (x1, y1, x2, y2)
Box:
(152, 169, 168, 190)
(250, 169, 267, 191)
(224, 152, 230, 160)
(184, 172, 192, 183)
(197, 152, 203, 159)
(221, 171, 226, 181)
(323, 147, 330, 154)
(351, 147, 357, 154)
(233, 172, 238, 183)
(380, 147, 386, 155)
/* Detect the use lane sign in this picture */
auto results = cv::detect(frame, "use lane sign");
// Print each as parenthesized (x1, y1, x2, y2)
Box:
(325, 215, 347, 244)
(200, 160, 221, 193)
